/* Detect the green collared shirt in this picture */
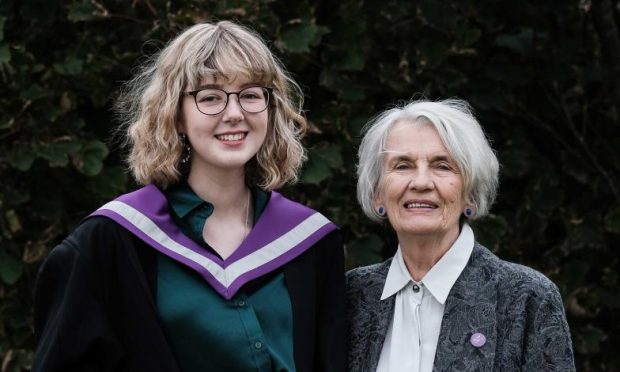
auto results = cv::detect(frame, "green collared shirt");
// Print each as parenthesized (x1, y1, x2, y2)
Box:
(158, 182, 295, 372)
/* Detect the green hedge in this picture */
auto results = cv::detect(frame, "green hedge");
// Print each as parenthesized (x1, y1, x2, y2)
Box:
(1, 0, 619, 370)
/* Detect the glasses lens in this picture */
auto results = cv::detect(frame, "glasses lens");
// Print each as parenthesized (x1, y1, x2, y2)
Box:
(195, 89, 227, 115)
(196, 89, 226, 115)
(238, 87, 269, 113)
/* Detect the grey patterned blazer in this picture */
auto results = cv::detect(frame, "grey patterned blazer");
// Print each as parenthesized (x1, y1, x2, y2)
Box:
(347, 243, 575, 371)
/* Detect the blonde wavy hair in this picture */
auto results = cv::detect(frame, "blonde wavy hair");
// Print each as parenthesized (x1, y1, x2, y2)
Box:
(115, 21, 307, 190)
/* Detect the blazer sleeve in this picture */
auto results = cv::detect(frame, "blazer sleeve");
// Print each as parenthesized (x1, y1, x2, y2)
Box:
(522, 283, 576, 371)
(33, 221, 124, 372)
(315, 231, 347, 372)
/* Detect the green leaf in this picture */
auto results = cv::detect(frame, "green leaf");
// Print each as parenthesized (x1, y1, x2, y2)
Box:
(0, 16, 6, 42)
(0, 254, 23, 285)
(495, 29, 535, 54)
(300, 156, 331, 184)
(318, 69, 341, 91)
(564, 259, 590, 292)
(348, 234, 383, 266)
(20, 84, 47, 101)
(563, 217, 605, 252)
(73, 140, 109, 176)
(313, 145, 343, 169)
(419, 0, 457, 31)
(339, 86, 365, 102)
(0, 189, 31, 207)
(418, 40, 451, 69)
(280, 21, 329, 53)
(472, 214, 509, 251)
(0, 43, 11, 64)
(68, 116, 86, 130)
(301, 145, 343, 184)
(5, 147, 36, 171)
(35, 139, 82, 167)
(67, 0, 97, 22)
(60, 91, 73, 112)
(561, 152, 590, 184)
(576, 325, 606, 354)
(0, 116, 15, 130)
(333, 50, 366, 72)
(526, 174, 563, 218)
(605, 206, 620, 234)
(457, 28, 481, 47)
(54, 57, 83, 76)
(345, 115, 370, 137)
(5, 209, 22, 234)
(500, 140, 537, 178)
(91, 166, 128, 198)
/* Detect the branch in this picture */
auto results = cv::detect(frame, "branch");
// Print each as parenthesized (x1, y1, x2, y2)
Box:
(591, 0, 620, 117)
(141, 0, 159, 18)
(549, 87, 620, 201)
(515, 88, 620, 202)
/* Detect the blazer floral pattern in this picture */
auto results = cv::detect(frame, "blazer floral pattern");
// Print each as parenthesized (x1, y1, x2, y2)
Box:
(347, 243, 575, 371)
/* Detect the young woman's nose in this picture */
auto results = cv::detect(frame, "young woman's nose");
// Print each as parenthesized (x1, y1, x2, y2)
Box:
(222, 94, 244, 123)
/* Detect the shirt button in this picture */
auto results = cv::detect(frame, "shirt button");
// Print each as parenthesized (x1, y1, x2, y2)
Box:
(237, 300, 246, 307)
(412, 284, 420, 293)
(254, 341, 263, 349)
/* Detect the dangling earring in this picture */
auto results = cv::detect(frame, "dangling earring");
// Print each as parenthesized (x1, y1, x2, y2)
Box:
(464, 207, 474, 218)
(377, 206, 386, 218)
(179, 133, 191, 164)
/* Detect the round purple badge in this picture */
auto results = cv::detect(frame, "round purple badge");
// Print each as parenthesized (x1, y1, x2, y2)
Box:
(470, 332, 486, 348)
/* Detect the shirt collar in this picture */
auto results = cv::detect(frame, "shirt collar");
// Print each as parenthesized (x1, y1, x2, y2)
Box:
(166, 182, 213, 219)
(166, 183, 269, 222)
(380, 246, 413, 301)
(380, 223, 475, 304)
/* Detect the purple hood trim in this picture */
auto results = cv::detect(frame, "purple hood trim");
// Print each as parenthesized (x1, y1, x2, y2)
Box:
(89, 184, 337, 299)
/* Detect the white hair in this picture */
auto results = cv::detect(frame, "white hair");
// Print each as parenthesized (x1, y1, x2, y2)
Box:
(357, 98, 499, 222)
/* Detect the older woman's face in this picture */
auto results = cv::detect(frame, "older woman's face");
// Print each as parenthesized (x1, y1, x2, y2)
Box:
(376, 120, 465, 240)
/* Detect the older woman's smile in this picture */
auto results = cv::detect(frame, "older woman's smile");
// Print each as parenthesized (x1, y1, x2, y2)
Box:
(403, 200, 438, 209)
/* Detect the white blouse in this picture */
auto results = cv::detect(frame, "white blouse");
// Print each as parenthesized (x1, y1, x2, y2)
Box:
(376, 224, 475, 372)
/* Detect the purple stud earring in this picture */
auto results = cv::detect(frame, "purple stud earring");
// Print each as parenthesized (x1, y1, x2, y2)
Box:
(377, 206, 386, 217)
(464, 207, 473, 218)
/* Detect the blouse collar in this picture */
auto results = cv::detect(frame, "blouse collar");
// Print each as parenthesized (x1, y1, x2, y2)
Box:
(381, 223, 475, 304)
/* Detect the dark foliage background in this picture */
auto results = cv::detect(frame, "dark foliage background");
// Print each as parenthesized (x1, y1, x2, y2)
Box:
(1, 0, 619, 370)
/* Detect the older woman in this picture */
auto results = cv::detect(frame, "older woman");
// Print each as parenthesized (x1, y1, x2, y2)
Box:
(33, 22, 345, 372)
(347, 99, 575, 371)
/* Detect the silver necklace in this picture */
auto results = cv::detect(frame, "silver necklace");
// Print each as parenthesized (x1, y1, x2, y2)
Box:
(244, 189, 251, 237)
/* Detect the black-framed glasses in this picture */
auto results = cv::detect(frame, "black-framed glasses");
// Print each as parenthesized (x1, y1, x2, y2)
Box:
(182, 86, 273, 116)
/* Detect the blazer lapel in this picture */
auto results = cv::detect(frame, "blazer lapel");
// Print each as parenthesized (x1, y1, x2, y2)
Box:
(434, 244, 498, 372)
(363, 261, 395, 371)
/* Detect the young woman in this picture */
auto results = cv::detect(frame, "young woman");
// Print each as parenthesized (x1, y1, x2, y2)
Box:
(33, 21, 346, 372)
